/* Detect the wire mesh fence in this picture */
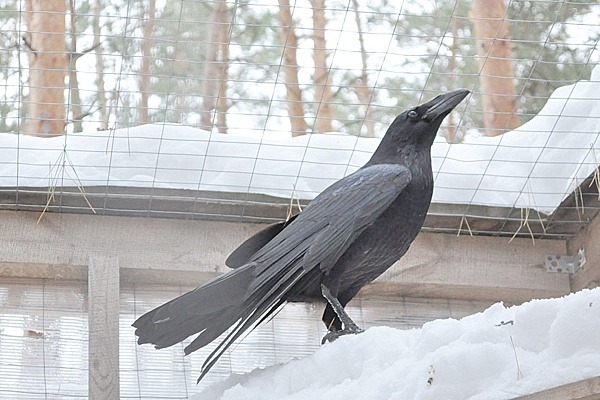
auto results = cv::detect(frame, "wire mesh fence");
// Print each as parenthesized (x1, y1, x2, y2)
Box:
(0, 2, 598, 398)
(0, 0, 599, 238)
(0, 278, 491, 399)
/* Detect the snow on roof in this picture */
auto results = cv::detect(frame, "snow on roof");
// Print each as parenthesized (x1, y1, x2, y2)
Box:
(433, 65, 600, 214)
(1, 66, 598, 215)
(196, 287, 600, 400)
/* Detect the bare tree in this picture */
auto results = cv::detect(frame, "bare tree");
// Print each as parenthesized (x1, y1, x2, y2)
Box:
(24, 0, 68, 136)
(217, 8, 230, 134)
(139, 0, 156, 124)
(351, 0, 374, 138)
(446, 19, 460, 142)
(199, 0, 230, 133)
(93, 0, 108, 130)
(66, 0, 105, 132)
(311, 0, 334, 133)
(278, 0, 307, 136)
(470, 0, 520, 136)
(67, 0, 83, 132)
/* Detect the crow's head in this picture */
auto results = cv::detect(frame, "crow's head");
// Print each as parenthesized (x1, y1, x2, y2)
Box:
(396, 88, 470, 146)
(369, 89, 469, 165)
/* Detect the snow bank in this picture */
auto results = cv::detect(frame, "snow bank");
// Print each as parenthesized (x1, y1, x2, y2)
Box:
(433, 65, 600, 213)
(196, 288, 600, 400)
(0, 66, 599, 214)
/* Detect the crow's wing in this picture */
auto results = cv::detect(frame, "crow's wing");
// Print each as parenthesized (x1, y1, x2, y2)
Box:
(225, 214, 299, 268)
(249, 163, 412, 283)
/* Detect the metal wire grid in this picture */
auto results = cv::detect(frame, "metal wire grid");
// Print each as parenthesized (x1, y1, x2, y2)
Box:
(0, 278, 491, 399)
(0, 0, 599, 238)
(0, 279, 88, 399)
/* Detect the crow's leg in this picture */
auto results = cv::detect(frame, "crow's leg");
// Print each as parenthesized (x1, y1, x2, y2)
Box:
(322, 302, 342, 332)
(320, 284, 364, 344)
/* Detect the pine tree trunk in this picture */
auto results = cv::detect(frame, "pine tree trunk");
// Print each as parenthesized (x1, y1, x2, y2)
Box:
(311, 0, 334, 133)
(68, 0, 83, 133)
(216, 33, 229, 134)
(199, 0, 230, 133)
(351, 0, 374, 138)
(446, 19, 459, 143)
(68, 61, 83, 132)
(278, 0, 307, 137)
(470, 0, 520, 136)
(93, 0, 108, 130)
(24, 0, 67, 136)
(139, 0, 156, 124)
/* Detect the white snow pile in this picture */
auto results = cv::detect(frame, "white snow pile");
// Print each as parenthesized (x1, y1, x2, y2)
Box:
(196, 288, 600, 400)
(432, 65, 600, 213)
(1, 66, 599, 214)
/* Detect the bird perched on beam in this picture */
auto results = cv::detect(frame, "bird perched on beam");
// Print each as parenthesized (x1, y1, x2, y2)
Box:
(133, 89, 470, 382)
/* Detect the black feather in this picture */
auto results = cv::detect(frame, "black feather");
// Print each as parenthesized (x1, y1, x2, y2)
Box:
(225, 214, 298, 268)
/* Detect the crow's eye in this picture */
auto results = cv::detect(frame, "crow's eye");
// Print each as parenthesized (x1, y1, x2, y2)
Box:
(408, 110, 418, 119)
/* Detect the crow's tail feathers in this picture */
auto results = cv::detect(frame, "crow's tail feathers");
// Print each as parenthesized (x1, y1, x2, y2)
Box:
(132, 264, 256, 350)
(132, 260, 305, 382)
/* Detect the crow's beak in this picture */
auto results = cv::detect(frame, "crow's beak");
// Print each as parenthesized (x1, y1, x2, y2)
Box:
(423, 89, 470, 121)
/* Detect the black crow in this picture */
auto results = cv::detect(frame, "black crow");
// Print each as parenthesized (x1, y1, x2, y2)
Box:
(133, 89, 470, 382)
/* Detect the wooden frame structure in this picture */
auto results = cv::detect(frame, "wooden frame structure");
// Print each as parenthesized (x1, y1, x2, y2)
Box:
(0, 203, 598, 399)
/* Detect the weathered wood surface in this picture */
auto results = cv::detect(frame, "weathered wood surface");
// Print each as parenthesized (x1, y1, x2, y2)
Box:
(513, 376, 600, 400)
(88, 256, 120, 400)
(569, 210, 600, 291)
(0, 210, 570, 304)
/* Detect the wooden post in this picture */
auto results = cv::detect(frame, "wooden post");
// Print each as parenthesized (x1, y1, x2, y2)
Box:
(88, 256, 120, 400)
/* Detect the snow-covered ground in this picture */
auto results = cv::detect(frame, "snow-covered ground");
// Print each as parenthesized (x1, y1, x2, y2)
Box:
(196, 288, 600, 400)
(1, 66, 599, 215)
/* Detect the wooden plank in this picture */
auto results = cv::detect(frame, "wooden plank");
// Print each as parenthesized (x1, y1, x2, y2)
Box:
(513, 376, 600, 400)
(0, 186, 296, 224)
(0, 210, 570, 304)
(88, 256, 120, 400)
(568, 211, 600, 291)
(0, 209, 256, 274)
(361, 231, 570, 304)
(2, 185, 593, 239)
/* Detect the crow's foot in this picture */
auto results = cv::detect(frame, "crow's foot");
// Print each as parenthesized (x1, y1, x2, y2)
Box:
(320, 284, 364, 344)
(321, 326, 364, 344)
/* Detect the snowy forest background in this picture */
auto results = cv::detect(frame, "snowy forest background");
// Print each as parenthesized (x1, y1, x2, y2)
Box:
(0, 0, 598, 141)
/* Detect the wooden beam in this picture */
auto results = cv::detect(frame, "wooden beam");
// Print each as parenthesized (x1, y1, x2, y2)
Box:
(0, 209, 253, 274)
(513, 376, 600, 400)
(2, 185, 589, 239)
(568, 210, 600, 291)
(88, 255, 120, 400)
(0, 210, 570, 304)
(361, 231, 569, 304)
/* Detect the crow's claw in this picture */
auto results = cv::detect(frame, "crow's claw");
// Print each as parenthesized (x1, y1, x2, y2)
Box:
(321, 326, 364, 344)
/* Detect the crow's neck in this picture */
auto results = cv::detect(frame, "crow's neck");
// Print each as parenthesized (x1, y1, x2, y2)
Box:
(365, 141, 430, 169)
(364, 140, 434, 191)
